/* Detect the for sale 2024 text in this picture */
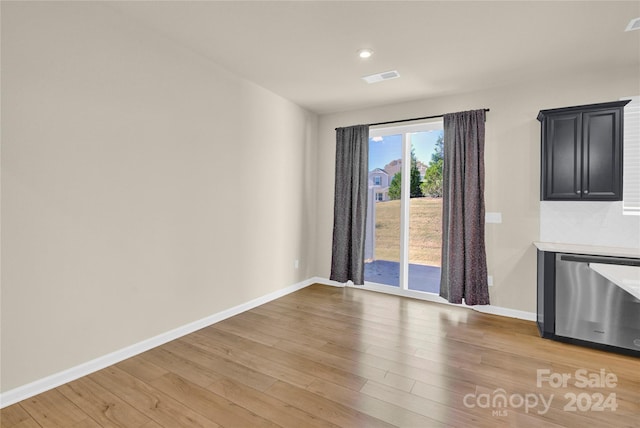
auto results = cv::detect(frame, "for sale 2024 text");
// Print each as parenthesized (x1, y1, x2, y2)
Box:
(537, 368, 618, 412)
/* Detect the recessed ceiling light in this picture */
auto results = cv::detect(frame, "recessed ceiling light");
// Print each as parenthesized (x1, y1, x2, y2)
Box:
(357, 49, 374, 59)
(626, 17, 640, 31)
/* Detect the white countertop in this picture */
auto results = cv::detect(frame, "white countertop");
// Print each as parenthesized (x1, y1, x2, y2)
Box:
(590, 263, 640, 300)
(533, 242, 640, 259)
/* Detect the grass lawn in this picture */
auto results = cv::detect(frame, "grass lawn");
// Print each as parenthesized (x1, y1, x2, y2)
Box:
(373, 197, 442, 267)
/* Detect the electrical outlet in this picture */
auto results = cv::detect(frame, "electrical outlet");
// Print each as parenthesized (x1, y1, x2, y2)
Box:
(488, 275, 494, 286)
(294, 259, 299, 269)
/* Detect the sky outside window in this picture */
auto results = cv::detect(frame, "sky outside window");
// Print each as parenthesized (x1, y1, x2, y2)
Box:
(369, 130, 443, 170)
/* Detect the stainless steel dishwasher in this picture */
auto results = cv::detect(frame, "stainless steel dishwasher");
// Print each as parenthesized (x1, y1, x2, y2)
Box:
(555, 253, 640, 353)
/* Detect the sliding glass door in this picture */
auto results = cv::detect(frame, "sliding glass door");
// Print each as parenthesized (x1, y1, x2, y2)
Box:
(364, 121, 443, 294)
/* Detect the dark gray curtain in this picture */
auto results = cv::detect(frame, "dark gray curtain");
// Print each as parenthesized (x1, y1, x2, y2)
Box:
(440, 110, 490, 305)
(330, 125, 369, 285)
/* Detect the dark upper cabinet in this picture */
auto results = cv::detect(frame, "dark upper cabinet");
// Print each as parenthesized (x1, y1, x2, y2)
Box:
(538, 100, 630, 201)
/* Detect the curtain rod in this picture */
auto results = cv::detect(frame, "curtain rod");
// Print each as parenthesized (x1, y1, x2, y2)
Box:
(335, 108, 490, 130)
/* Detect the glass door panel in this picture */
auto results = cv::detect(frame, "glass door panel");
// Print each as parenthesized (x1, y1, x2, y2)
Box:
(408, 131, 443, 294)
(364, 134, 402, 287)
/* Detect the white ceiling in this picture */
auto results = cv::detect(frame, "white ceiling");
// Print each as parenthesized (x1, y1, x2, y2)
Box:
(107, 1, 640, 115)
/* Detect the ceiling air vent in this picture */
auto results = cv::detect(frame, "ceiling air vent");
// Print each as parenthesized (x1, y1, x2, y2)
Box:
(626, 17, 640, 32)
(362, 70, 400, 84)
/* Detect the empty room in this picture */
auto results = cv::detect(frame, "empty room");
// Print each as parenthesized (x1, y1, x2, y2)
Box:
(1, 1, 639, 427)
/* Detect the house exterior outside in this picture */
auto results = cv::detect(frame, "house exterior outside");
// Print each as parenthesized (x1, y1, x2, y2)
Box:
(370, 160, 428, 203)
(386, 159, 427, 182)
(369, 168, 390, 202)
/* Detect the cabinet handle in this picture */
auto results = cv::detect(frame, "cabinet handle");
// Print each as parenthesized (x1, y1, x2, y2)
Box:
(584, 190, 589, 194)
(576, 190, 581, 194)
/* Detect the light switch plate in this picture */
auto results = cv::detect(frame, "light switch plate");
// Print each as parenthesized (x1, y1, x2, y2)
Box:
(485, 212, 502, 224)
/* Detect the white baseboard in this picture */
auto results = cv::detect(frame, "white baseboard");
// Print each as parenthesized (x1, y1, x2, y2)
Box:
(312, 277, 536, 321)
(308, 276, 346, 287)
(0, 278, 316, 409)
(470, 304, 536, 321)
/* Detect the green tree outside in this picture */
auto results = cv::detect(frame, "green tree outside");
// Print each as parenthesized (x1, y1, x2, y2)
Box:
(410, 148, 423, 198)
(422, 158, 443, 197)
(421, 134, 444, 197)
(431, 134, 444, 164)
(388, 148, 424, 200)
(388, 172, 402, 200)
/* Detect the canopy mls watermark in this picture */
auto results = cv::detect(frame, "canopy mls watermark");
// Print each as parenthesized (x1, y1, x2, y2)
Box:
(463, 368, 619, 417)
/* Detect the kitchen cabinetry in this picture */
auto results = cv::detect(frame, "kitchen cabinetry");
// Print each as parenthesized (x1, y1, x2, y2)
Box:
(538, 100, 630, 201)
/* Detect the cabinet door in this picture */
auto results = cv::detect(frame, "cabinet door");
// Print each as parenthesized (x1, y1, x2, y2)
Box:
(543, 113, 582, 200)
(582, 108, 622, 200)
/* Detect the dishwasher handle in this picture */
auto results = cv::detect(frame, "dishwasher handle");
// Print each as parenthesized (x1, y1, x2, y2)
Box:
(559, 254, 640, 267)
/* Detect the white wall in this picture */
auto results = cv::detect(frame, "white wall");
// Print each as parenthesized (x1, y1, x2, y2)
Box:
(1, 2, 317, 393)
(315, 66, 639, 314)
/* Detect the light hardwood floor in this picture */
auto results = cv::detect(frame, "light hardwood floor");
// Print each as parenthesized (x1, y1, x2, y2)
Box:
(2, 284, 639, 427)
